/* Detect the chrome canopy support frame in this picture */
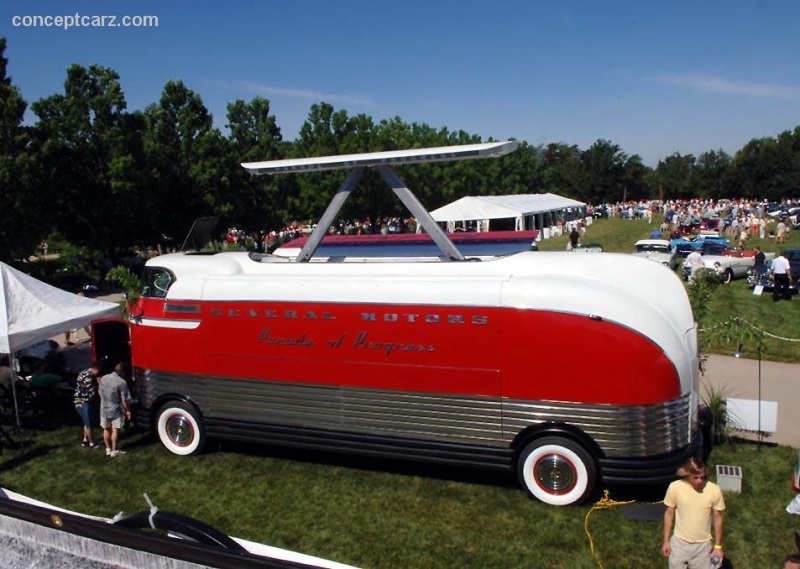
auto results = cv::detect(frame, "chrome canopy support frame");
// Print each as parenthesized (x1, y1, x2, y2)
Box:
(297, 168, 364, 263)
(297, 165, 465, 262)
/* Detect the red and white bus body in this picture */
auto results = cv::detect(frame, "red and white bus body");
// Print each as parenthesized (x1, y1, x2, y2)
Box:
(132, 250, 699, 506)
(130, 141, 699, 506)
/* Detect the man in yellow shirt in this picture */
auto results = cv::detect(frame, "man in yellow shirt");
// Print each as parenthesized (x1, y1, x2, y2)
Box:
(662, 458, 726, 568)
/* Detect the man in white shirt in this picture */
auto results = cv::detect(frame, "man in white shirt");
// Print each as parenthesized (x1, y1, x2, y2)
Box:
(685, 250, 704, 280)
(771, 251, 793, 301)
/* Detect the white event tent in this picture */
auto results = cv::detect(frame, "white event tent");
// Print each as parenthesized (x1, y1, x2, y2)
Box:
(0, 262, 122, 429)
(0, 262, 121, 353)
(429, 193, 587, 236)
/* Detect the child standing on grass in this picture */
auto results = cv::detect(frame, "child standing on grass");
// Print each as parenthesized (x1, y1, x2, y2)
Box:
(662, 458, 726, 568)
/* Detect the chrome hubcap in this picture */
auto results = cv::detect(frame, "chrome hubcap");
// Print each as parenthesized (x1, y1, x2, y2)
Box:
(166, 415, 194, 447)
(534, 454, 576, 494)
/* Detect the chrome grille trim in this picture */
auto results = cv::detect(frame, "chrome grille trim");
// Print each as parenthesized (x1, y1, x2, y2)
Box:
(139, 371, 691, 457)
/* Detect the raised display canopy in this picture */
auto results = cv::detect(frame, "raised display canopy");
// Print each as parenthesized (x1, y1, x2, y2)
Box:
(240, 140, 521, 262)
(241, 140, 519, 175)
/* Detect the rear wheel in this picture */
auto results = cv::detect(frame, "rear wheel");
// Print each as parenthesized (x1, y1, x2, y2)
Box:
(156, 402, 205, 456)
(516, 436, 596, 506)
(723, 269, 734, 284)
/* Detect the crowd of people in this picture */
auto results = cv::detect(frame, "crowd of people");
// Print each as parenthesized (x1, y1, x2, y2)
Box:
(591, 197, 800, 240)
(225, 216, 420, 253)
(0, 345, 132, 457)
(219, 198, 799, 256)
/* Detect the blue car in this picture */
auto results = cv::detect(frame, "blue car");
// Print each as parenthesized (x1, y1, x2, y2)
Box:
(670, 234, 731, 258)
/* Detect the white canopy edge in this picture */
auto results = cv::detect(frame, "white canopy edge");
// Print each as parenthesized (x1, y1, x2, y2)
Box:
(242, 140, 519, 175)
(0, 262, 122, 353)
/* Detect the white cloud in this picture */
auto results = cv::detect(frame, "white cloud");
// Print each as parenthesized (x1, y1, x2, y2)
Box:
(656, 74, 800, 100)
(233, 81, 375, 107)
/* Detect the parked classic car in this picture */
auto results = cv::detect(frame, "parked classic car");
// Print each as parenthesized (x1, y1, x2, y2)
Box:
(670, 232, 730, 258)
(703, 251, 774, 283)
(747, 248, 800, 290)
(632, 239, 675, 267)
(683, 248, 774, 283)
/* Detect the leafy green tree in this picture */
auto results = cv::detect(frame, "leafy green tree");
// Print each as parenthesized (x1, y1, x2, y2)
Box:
(622, 154, 652, 202)
(656, 153, 696, 200)
(540, 143, 585, 199)
(693, 150, 732, 199)
(731, 130, 800, 201)
(290, 103, 354, 223)
(0, 37, 40, 263)
(142, 81, 227, 248)
(225, 96, 285, 232)
(30, 64, 146, 258)
(580, 140, 627, 204)
(292, 103, 400, 226)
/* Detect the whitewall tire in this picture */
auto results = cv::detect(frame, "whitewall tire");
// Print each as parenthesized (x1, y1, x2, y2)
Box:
(156, 402, 205, 456)
(517, 436, 596, 506)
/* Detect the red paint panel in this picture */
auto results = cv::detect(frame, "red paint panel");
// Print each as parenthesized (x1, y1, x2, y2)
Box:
(130, 298, 205, 375)
(201, 301, 502, 397)
(499, 310, 680, 405)
(132, 299, 680, 406)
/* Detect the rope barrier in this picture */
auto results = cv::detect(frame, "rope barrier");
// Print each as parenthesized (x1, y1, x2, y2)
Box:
(738, 318, 800, 343)
(584, 490, 637, 569)
(701, 317, 800, 343)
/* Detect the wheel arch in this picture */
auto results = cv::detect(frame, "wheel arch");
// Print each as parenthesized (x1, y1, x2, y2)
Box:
(511, 422, 604, 465)
(150, 393, 203, 432)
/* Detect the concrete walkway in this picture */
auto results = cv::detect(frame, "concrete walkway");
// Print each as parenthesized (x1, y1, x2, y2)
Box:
(702, 354, 800, 448)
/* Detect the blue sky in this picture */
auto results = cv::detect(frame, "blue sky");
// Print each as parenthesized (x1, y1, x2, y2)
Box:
(2, 0, 799, 166)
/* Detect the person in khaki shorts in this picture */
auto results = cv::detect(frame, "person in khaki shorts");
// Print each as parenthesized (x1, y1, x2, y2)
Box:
(98, 362, 132, 458)
(662, 458, 726, 568)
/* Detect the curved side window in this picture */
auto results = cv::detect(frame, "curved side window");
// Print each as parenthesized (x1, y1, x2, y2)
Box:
(141, 267, 175, 299)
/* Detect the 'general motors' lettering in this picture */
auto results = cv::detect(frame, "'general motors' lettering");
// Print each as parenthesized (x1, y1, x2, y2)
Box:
(359, 312, 488, 325)
(210, 308, 336, 320)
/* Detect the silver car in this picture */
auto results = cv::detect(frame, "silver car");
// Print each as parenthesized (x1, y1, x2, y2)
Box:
(632, 239, 675, 267)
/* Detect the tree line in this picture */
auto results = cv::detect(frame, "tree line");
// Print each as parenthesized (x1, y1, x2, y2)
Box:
(1, 36, 799, 264)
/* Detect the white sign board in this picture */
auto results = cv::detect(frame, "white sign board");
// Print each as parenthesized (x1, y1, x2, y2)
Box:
(726, 398, 778, 433)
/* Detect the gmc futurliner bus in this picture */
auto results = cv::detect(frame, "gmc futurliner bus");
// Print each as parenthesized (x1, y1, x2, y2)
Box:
(127, 141, 700, 506)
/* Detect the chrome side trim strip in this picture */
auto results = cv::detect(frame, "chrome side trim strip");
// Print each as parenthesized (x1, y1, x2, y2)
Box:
(164, 303, 201, 314)
(139, 371, 691, 457)
(137, 318, 201, 329)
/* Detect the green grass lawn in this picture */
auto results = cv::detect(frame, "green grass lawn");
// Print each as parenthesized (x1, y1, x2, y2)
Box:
(2, 426, 799, 568)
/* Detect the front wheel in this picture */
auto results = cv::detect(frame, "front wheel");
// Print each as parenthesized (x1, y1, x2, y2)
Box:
(516, 436, 596, 506)
(156, 401, 205, 456)
(722, 269, 734, 284)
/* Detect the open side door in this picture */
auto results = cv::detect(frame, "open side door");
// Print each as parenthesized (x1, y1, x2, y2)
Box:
(91, 319, 131, 376)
